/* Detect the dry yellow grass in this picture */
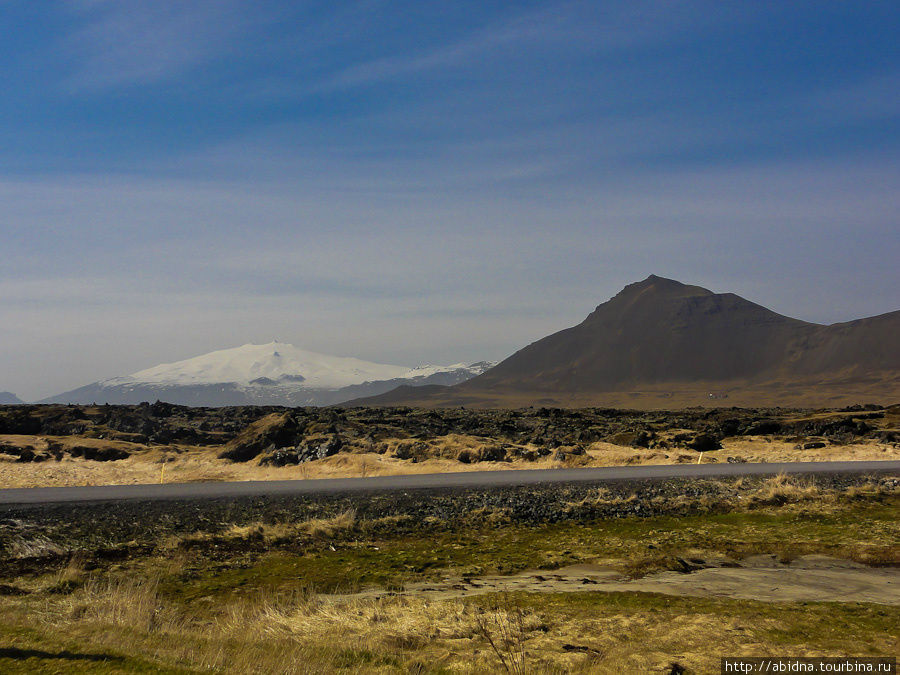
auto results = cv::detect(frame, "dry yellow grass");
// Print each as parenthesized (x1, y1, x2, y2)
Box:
(9, 571, 897, 674)
(0, 433, 149, 454)
(1, 432, 897, 489)
(31, 575, 335, 673)
(301, 509, 357, 538)
(3, 481, 898, 673)
(749, 473, 821, 505)
(188, 509, 358, 546)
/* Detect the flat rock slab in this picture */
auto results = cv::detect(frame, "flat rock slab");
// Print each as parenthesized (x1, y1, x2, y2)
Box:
(330, 556, 900, 605)
(621, 566, 898, 605)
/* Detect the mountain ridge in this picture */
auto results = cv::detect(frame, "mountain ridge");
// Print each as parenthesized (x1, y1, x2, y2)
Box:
(351, 275, 900, 409)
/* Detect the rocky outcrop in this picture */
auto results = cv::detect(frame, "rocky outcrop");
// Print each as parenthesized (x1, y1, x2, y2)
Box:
(257, 436, 344, 466)
(218, 413, 304, 462)
(2, 402, 897, 467)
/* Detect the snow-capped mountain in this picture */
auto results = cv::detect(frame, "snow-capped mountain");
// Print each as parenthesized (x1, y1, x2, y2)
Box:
(42, 342, 494, 407)
(103, 342, 415, 390)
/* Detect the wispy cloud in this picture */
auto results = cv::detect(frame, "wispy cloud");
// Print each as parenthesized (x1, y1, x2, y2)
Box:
(316, 1, 747, 92)
(60, 0, 251, 90)
(322, 8, 564, 90)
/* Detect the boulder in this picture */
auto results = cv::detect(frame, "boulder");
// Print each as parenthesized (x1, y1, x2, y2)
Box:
(688, 433, 722, 452)
(477, 444, 507, 462)
(314, 435, 343, 459)
(219, 413, 303, 462)
(745, 420, 782, 435)
(67, 445, 129, 461)
(258, 447, 302, 467)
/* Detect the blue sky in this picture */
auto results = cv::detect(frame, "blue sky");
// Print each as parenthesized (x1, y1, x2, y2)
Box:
(1, 1, 899, 399)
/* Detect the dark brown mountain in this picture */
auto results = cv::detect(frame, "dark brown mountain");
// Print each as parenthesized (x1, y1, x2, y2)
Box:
(350, 275, 900, 409)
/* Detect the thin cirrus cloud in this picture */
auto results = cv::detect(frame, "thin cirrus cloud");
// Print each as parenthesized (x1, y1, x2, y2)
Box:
(260, 2, 748, 98)
(56, 1, 740, 97)
(317, 4, 591, 91)
(58, 0, 250, 90)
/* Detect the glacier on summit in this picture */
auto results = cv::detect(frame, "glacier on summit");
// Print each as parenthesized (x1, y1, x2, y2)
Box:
(43, 342, 493, 407)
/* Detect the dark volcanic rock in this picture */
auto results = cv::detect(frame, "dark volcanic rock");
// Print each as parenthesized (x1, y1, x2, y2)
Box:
(67, 445, 129, 461)
(745, 420, 782, 435)
(0, 411, 42, 435)
(874, 430, 899, 443)
(1, 473, 891, 563)
(314, 435, 343, 459)
(687, 433, 722, 452)
(1, 401, 895, 474)
(258, 434, 345, 465)
(219, 413, 303, 462)
(258, 447, 302, 467)
(477, 444, 507, 462)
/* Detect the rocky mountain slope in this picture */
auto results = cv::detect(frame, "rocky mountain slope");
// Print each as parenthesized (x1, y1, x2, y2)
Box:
(42, 342, 492, 407)
(0, 392, 23, 405)
(352, 275, 900, 408)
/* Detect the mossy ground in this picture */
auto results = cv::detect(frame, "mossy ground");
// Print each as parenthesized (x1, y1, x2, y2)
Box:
(151, 495, 899, 602)
(1, 484, 897, 673)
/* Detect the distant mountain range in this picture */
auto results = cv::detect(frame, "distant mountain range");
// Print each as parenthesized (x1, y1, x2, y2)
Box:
(351, 275, 900, 409)
(20, 276, 900, 409)
(0, 392, 24, 405)
(41, 342, 493, 407)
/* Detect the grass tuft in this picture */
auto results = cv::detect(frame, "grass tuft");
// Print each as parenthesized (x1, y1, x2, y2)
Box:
(750, 473, 822, 505)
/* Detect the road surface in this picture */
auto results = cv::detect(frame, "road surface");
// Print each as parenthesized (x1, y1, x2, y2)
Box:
(0, 460, 897, 506)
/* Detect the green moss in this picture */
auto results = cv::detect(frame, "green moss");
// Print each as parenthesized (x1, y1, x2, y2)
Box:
(150, 496, 898, 604)
(0, 652, 191, 675)
(333, 647, 403, 669)
(0, 629, 193, 675)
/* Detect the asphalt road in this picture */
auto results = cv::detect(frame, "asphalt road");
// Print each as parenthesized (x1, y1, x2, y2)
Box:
(1, 460, 897, 506)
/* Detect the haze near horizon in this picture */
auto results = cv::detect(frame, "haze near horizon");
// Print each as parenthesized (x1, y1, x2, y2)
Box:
(1, 1, 898, 401)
